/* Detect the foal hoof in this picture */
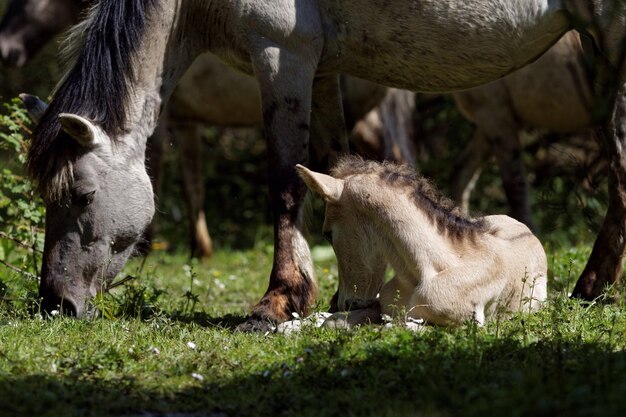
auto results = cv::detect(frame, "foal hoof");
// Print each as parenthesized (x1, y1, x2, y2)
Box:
(323, 308, 383, 329)
(235, 317, 275, 333)
(322, 312, 352, 330)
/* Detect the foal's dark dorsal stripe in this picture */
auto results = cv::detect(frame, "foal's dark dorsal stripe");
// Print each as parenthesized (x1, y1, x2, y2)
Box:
(332, 156, 488, 240)
(28, 0, 158, 199)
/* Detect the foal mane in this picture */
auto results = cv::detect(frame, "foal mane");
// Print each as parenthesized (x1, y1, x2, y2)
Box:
(332, 156, 489, 241)
(27, 0, 158, 202)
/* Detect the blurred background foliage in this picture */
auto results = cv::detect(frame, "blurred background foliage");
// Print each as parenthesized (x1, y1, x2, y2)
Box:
(0, 0, 607, 265)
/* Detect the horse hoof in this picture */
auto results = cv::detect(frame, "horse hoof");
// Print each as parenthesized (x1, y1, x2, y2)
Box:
(235, 317, 275, 333)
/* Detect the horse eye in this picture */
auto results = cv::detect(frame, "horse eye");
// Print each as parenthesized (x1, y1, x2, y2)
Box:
(72, 190, 96, 207)
(323, 230, 333, 243)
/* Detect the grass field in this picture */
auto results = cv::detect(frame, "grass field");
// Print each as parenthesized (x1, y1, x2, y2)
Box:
(1, 242, 626, 417)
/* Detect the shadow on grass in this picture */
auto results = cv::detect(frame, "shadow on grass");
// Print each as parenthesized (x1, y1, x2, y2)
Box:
(2, 333, 626, 417)
(167, 311, 250, 329)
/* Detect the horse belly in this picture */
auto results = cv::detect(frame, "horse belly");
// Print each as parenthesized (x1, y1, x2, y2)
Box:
(319, 0, 569, 92)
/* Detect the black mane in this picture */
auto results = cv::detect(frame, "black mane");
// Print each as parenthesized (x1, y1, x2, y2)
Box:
(332, 155, 490, 241)
(27, 0, 158, 201)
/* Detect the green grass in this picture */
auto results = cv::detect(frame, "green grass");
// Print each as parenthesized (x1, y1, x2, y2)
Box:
(1, 243, 626, 417)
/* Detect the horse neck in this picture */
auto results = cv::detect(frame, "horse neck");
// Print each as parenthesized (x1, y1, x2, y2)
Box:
(370, 189, 464, 281)
(121, 0, 202, 155)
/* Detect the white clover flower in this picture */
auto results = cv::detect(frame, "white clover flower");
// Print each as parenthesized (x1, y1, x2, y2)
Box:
(191, 373, 204, 381)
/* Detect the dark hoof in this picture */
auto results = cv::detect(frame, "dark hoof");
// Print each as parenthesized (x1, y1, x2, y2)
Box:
(235, 317, 275, 333)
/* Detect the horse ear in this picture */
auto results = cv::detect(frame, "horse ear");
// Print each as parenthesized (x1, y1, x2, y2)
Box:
(58, 113, 101, 148)
(295, 164, 344, 202)
(19, 93, 48, 123)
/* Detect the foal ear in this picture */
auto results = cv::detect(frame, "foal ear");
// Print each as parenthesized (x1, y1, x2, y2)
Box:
(58, 113, 101, 148)
(19, 93, 48, 123)
(296, 164, 344, 202)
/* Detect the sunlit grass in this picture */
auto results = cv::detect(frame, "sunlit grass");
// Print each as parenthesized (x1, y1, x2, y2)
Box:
(1, 243, 626, 417)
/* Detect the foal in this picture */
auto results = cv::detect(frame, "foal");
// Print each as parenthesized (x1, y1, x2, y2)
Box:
(297, 157, 547, 327)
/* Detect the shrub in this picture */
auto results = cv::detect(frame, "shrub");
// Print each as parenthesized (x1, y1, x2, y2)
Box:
(0, 98, 44, 306)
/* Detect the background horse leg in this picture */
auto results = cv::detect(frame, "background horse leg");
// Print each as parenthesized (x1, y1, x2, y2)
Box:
(489, 127, 536, 231)
(239, 47, 320, 330)
(173, 122, 213, 259)
(450, 129, 491, 214)
(453, 85, 534, 229)
(138, 117, 168, 255)
(572, 87, 626, 300)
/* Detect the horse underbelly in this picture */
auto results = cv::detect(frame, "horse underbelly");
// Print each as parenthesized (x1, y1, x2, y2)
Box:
(320, 0, 569, 92)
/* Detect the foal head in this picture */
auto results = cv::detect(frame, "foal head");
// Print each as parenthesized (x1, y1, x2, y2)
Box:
(297, 162, 387, 310)
(297, 156, 488, 311)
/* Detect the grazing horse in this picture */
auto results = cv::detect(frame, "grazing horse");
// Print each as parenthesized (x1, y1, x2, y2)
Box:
(296, 157, 547, 326)
(3, 0, 415, 258)
(451, 30, 593, 230)
(25, 0, 626, 325)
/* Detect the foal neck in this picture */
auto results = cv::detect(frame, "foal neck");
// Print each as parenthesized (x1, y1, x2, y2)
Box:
(369, 185, 480, 279)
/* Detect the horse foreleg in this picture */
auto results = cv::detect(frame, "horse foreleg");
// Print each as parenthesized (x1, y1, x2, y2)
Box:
(309, 75, 350, 313)
(572, 89, 626, 300)
(174, 122, 213, 259)
(309, 75, 349, 171)
(239, 48, 319, 331)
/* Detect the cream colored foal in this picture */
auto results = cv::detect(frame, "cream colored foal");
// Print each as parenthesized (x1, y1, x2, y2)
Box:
(297, 156, 547, 327)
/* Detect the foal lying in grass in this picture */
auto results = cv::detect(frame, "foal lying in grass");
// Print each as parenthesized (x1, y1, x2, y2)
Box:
(296, 157, 547, 328)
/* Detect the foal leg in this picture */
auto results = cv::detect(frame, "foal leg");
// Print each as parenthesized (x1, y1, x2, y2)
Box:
(572, 87, 626, 300)
(238, 46, 321, 331)
(173, 122, 213, 259)
(408, 261, 506, 326)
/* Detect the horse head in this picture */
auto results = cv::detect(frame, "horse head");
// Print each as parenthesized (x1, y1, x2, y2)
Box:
(23, 95, 155, 317)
